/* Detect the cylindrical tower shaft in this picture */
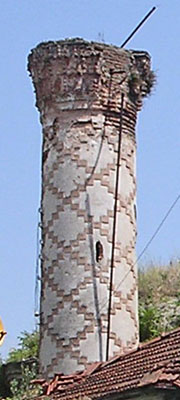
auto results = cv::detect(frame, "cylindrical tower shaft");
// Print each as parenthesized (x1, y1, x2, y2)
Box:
(28, 39, 153, 378)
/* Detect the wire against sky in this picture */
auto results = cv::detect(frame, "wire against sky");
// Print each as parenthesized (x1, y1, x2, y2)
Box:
(106, 93, 124, 361)
(99, 191, 180, 314)
(135, 192, 180, 266)
(120, 6, 157, 48)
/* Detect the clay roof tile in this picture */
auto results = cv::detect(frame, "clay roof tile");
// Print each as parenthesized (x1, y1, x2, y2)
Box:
(33, 327, 180, 399)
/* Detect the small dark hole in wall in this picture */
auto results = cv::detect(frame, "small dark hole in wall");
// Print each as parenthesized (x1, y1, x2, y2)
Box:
(53, 117, 59, 135)
(134, 204, 137, 220)
(96, 241, 103, 262)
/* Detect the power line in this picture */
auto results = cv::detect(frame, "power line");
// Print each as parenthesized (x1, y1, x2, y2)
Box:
(135, 192, 180, 267)
(34, 221, 40, 317)
(120, 6, 157, 48)
(106, 93, 124, 361)
(99, 192, 180, 314)
(34, 208, 42, 324)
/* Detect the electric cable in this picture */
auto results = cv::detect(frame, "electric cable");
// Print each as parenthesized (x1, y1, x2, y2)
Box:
(34, 222, 39, 316)
(106, 93, 124, 361)
(34, 208, 42, 323)
(99, 192, 180, 314)
(132, 193, 180, 269)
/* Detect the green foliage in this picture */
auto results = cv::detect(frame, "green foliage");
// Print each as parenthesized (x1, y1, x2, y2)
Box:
(138, 260, 180, 342)
(6, 363, 42, 400)
(0, 331, 40, 398)
(7, 330, 39, 363)
(139, 303, 163, 342)
(138, 261, 180, 303)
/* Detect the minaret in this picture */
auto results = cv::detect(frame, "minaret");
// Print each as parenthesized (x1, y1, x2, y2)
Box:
(28, 39, 153, 378)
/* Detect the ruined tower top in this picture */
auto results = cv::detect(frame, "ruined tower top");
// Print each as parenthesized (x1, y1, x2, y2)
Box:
(28, 38, 153, 116)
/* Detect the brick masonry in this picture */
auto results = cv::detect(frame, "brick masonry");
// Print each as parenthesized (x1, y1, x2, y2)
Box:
(28, 39, 152, 378)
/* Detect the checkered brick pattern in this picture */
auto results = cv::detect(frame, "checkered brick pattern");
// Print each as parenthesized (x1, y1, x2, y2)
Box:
(28, 39, 152, 378)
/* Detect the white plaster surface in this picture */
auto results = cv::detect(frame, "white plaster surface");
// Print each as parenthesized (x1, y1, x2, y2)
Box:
(111, 304, 137, 346)
(56, 355, 84, 376)
(53, 162, 77, 196)
(43, 191, 59, 222)
(52, 307, 85, 338)
(80, 331, 101, 362)
(88, 183, 114, 222)
(39, 333, 58, 372)
(53, 261, 88, 292)
(53, 208, 85, 243)
(42, 288, 59, 322)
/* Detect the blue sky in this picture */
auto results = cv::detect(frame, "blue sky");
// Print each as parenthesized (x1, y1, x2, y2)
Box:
(0, 0, 180, 358)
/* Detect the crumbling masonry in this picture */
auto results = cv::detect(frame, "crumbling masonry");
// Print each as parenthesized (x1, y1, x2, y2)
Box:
(28, 39, 153, 378)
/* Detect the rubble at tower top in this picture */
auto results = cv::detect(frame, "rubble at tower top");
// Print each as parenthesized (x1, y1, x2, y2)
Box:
(28, 38, 155, 114)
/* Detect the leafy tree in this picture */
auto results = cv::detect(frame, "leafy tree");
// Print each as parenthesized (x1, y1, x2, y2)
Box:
(6, 363, 42, 400)
(0, 331, 40, 399)
(7, 330, 39, 363)
(139, 303, 163, 342)
(138, 260, 180, 342)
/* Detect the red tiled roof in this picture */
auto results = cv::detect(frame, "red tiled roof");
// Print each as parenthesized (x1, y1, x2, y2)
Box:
(34, 327, 180, 399)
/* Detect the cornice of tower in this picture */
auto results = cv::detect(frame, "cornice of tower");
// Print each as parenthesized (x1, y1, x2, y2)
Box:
(28, 38, 154, 115)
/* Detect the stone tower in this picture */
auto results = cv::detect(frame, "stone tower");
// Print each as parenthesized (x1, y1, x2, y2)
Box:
(28, 39, 153, 378)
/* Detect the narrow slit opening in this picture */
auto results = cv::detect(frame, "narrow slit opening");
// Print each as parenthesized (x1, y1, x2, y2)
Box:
(96, 241, 103, 262)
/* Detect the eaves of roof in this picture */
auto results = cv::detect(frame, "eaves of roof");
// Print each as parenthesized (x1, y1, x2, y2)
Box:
(32, 327, 180, 399)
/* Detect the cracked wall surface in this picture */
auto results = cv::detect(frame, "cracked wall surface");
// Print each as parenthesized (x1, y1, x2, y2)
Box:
(28, 39, 152, 378)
